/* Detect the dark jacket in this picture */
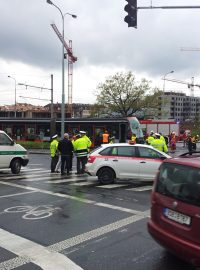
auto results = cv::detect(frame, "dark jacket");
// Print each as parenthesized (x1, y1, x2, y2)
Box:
(58, 138, 73, 156)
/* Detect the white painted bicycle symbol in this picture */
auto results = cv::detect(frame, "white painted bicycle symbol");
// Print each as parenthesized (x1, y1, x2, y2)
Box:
(4, 205, 60, 220)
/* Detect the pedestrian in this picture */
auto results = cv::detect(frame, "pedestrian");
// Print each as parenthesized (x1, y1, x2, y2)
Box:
(187, 133, 193, 155)
(109, 136, 115, 144)
(129, 133, 137, 145)
(79, 131, 92, 149)
(50, 134, 59, 173)
(182, 132, 187, 147)
(146, 131, 155, 145)
(57, 133, 74, 175)
(73, 132, 89, 174)
(170, 132, 176, 152)
(150, 133, 168, 153)
(102, 130, 110, 144)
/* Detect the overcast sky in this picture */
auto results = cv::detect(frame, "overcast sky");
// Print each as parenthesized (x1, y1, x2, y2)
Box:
(1, 0, 200, 106)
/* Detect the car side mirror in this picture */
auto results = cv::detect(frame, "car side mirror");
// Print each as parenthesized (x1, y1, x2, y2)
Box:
(10, 140, 15, 146)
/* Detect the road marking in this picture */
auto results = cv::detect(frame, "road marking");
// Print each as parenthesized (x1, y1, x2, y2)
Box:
(69, 182, 95, 187)
(126, 186, 152, 192)
(0, 210, 150, 269)
(97, 184, 128, 189)
(0, 191, 37, 198)
(0, 181, 145, 215)
(0, 228, 83, 270)
(45, 179, 86, 184)
(48, 211, 150, 252)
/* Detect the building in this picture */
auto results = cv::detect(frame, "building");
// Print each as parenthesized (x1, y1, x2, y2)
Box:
(158, 91, 200, 122)
(0, 103, 92, 119)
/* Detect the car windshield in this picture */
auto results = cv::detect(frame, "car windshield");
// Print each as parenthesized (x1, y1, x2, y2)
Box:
(156, 163, 200, 206)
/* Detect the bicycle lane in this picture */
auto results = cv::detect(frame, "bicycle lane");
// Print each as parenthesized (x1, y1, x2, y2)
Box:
(0, 181, 149, 269)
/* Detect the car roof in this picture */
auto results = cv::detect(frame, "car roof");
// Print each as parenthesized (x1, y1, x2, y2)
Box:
(163, 156, 200, 169)
(96, 143, 171, 157)
(100, 143, 153, 148)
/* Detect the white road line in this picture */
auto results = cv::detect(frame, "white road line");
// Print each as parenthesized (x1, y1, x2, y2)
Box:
(0, 210, 150, 269)
(0, 228, 83, 270)
(93, 203, 141, 214)
(48, 213, 149, 253)
(0, 191, 37, 198)
(0, 181, 146, 215)
(126, 186, 152, 192)
(22, 168, 45, 172)
(69, 182, 95, 187)
(97, 184, 128, 189)
(46, 179, 85, 184)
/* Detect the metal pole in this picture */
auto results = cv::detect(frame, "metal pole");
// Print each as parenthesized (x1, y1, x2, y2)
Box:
(51, 74, 53, 118)
(61, 14, 65, 137)
(47, 0, 77, 136)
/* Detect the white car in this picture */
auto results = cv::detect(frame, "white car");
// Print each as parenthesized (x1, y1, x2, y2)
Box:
(85, 143, 171, 184)
(0, 130, 29, 174)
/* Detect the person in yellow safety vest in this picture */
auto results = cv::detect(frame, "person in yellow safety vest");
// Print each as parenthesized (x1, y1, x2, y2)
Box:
(50, 134, 59, 173)
(102, 130, 110, 144)
(146, 131, 155, 145)
(150, 133, 168, 153)
(73, 133, 90, 174)
(159, 132, 165, 142)
(79, 131, 92, 150)
(109, 136, 115, 144)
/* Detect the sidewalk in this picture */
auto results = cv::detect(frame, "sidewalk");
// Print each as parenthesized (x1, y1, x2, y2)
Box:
(28, 149, 50, 155)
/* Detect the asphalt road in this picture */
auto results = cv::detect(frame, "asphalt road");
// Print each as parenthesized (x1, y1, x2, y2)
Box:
(0, 146, 197, 270)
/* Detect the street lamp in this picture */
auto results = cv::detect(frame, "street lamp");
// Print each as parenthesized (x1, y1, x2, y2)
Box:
(8, 76, 17, 118)
(47, 0, 77, 137)
(163, 70, 174, 92)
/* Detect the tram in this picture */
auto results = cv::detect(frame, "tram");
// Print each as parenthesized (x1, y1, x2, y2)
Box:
(0, 117, 129, 146)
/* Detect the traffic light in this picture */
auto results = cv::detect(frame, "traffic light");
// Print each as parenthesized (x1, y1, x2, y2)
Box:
(124, 0, 137, 28)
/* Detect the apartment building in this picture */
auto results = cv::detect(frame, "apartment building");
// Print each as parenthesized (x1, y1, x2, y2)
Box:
(158, 91, 200, 122)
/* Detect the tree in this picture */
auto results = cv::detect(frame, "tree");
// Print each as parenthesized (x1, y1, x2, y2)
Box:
(95, 71, 161, 117)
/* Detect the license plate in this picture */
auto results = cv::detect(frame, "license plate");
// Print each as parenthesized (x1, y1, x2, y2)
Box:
(163, 208, 191, 226)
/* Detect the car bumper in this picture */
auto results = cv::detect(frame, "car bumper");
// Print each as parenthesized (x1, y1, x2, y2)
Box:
(22, 158, 29, 167)
(147, 220, 200, 267)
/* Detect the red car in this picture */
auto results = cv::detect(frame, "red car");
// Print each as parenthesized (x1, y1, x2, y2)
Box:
(148, 152, 200, 268)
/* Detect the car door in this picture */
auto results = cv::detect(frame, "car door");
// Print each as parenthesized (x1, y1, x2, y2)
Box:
(113, 146, 140, 179)
(137, 146, 165, 181)
(0, 133, 14, 168)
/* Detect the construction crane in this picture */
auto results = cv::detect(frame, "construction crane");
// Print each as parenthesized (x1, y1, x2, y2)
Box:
(180, 47, 200, 51)
(163, 77, 200, 97)
(51, 23, 77, 117)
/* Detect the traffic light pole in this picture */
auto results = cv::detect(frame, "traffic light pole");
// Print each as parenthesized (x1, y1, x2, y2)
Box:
(137, 5, 200, 10)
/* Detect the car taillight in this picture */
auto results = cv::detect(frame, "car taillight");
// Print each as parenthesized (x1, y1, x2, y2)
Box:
(88, 156, 96, 163)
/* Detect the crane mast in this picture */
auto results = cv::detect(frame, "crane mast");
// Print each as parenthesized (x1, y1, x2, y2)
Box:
(50, 23, 77, 117)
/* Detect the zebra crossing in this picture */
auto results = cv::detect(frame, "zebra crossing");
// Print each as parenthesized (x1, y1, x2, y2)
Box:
(0, 166, 153, 192)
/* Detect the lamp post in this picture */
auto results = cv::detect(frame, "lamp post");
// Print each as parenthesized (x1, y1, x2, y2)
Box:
(163, 70, 174, 92)
(8, 76, 17, 118)
(47, 0, 77, 137)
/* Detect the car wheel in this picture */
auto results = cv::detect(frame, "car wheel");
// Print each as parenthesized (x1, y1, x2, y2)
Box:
(11, 159, 21, 174)
(97, 167, 115, 184)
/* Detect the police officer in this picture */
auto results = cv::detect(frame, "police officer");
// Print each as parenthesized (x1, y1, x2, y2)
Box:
(79, 131, 92, 149)
(150, 133, 168, 153)
(73, 133, 89, 174)
(146, 131, 155, 145)
(50, 134, 59, 173)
